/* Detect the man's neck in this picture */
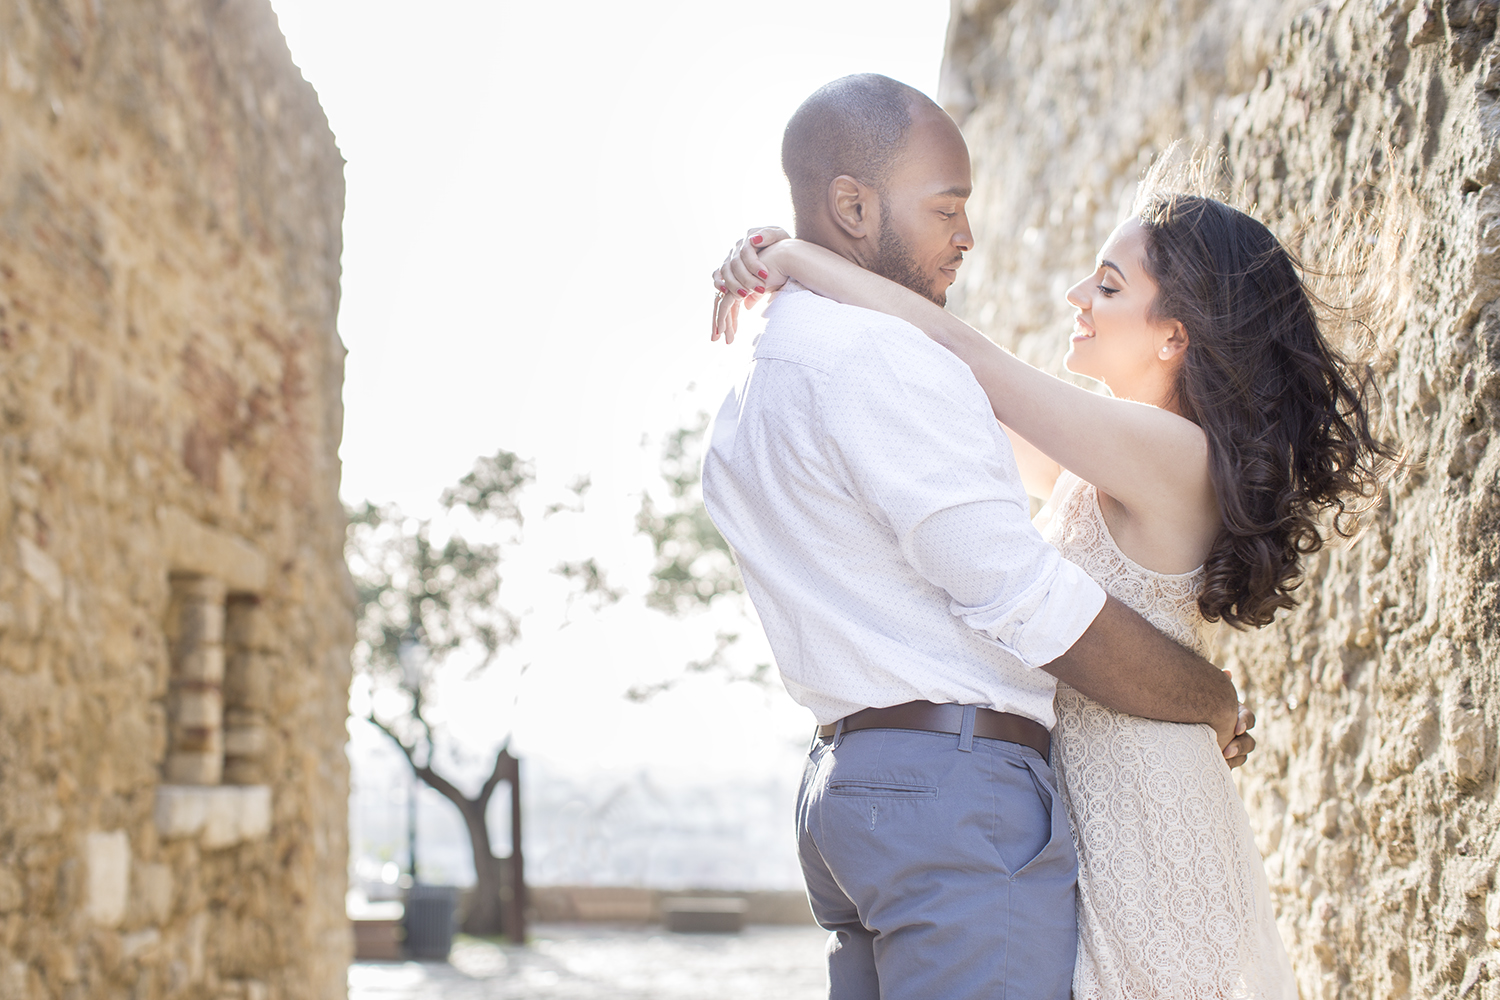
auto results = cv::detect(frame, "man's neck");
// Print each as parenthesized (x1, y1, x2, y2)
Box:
(795, 220, 872, 271)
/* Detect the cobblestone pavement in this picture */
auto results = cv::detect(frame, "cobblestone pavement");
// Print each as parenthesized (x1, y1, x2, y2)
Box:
(348, 924, 830, 1000)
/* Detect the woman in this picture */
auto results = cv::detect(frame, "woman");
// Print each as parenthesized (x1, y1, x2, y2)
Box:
(711, 194, 1389, 997)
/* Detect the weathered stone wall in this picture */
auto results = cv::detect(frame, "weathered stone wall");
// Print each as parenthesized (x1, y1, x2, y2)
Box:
(0, 1, 351, 998)
(943, 1, 1500, 996)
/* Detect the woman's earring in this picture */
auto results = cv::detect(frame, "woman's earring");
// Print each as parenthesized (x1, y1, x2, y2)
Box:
(1159, 346, 1171, 359)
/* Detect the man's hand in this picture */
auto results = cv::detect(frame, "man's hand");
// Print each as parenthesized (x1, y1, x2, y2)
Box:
(1043, 595, 1239, 746)
(1223, 703, 1256, 769)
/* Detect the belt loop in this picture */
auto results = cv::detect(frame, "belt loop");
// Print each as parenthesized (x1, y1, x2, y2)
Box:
(833, 717, 846, 748)
(958, 705, 976, 753)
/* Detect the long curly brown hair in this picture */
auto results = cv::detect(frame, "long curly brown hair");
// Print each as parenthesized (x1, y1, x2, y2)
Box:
(1136, 194, 1393, 628)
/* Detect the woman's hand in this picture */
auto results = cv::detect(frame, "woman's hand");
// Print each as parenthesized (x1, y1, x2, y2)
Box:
(712, 226, 792, 344)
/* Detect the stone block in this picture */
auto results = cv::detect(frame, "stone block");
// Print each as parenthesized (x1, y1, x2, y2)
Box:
(221, 758, 263, 787)
(134, 863, 173, 924)
(662, 897, 748, 934)
(165, 751, 223, 786)
(175, 583, 227, 642)
(154, 785, 273, 849)
(223, 722, 268, 761)
(159, 509, 268, 595)
(223, 722, 267, 758)
(120, 929, 160, 961)
(0, 867, 21, 912)
(1442, 687, 1487, 788)
(225, 598, 274, 651)
(0, 961, 28, 1000)
(176, 647, 226, 684)
(15, 539, 62, 602)
(224, 651, 271, 710)
(172, 688, 223, 729)
(84, 830, 129, 927)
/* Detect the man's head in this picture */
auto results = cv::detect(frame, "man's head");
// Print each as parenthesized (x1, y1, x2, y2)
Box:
(782, 74, 973, 306)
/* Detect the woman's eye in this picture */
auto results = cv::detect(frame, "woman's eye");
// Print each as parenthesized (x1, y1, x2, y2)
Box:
(1097, 284, 1120, 296)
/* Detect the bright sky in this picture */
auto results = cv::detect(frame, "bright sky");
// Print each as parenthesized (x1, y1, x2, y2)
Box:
(268, 0, 952, 880)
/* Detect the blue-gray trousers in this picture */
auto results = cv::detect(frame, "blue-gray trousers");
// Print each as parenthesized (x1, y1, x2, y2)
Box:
(797, 723, 1078, 999)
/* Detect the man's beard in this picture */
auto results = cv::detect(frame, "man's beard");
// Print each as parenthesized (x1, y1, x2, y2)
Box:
(869, 218, 949, 307)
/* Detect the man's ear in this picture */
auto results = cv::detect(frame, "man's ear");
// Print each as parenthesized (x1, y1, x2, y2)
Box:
(828, 175, 878, 240)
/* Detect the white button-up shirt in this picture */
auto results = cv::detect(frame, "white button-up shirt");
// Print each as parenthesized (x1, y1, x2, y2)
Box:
(703, 284, 1106, 728)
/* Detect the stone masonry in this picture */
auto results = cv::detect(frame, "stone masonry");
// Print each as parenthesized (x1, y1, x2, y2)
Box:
(942, 0, 1500, 996)
(0, 1, 350, 999)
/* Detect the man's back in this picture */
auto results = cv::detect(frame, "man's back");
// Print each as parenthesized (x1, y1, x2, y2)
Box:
(702, 285, 1102, 727)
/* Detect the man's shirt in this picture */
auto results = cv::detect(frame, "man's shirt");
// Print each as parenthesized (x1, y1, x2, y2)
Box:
(702, 284, 1106, 728)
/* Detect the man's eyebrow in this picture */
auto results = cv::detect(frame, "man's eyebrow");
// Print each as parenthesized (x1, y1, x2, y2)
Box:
(1100, 259, 1129, 284)
(931, 185, 972, 198)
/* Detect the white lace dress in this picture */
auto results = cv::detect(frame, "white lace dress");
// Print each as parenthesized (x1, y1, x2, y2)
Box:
(1038, 472, 1298, 999)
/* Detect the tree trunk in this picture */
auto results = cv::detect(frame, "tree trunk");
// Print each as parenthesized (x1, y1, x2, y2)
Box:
(455, 797, 507, 936)
(405, 745, 516, 938)
(370, 718, 523, 941)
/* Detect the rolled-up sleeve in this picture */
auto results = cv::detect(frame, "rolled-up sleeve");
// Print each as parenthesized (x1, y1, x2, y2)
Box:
(821, 325, 1106, 668)
(907, 501, 1105, 667)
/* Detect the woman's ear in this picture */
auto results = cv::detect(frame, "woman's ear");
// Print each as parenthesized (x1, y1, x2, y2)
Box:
(829, 175, 877, 240)
(1158, 322, 1189, 362)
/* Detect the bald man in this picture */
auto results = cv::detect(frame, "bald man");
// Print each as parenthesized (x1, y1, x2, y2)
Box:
(703, 75, 1240, 999)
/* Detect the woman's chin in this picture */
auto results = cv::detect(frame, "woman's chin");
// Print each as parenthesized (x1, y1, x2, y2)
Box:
(1063, 355, 1111, 389)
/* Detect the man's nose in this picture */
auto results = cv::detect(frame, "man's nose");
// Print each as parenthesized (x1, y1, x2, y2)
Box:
(952, 212, 973, 252)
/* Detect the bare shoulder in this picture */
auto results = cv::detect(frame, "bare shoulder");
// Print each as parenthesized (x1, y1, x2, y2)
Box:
(1095, 419, 1221, 574)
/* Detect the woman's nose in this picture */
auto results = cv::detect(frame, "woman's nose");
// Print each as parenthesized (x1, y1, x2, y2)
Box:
(1065, 277, 1089, 309)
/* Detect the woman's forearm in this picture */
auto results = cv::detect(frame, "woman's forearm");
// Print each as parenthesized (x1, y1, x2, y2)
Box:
(767, 239, 1212, 515)
(770, 241, 990, 357)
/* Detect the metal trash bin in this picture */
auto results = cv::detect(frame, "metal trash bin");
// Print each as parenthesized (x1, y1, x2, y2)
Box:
(403, 884, 459, 960)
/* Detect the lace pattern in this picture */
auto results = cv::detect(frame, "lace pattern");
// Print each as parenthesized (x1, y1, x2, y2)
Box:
(1042, 474, 1297, 999)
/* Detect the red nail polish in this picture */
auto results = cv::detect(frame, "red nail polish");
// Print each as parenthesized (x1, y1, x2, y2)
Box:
(751, 235, 763, 245)
(754, 286, 765, 294)
(758, 270, 769, 280)
(737, 288, 747, 297)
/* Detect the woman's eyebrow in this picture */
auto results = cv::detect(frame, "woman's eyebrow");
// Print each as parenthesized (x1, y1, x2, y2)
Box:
(1100, 259, 1129, 285)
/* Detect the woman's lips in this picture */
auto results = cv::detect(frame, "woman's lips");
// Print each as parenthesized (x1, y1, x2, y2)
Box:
(1072, 316, 1095, 342)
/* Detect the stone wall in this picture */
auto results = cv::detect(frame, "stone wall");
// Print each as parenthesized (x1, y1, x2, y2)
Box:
(942, 1, 1500, 996)
(0, 1, 351, 998)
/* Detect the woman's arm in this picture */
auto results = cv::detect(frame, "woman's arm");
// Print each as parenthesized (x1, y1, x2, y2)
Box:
(1000, 422, 1063, 501)
(755, 239, 1216, 525)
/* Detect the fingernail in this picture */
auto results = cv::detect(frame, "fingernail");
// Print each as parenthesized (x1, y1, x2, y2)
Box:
(758, 270, 768, 279)
(737, 288, 747, 297)
(751, 235, 763, 245)
(754, 286, 765, 294)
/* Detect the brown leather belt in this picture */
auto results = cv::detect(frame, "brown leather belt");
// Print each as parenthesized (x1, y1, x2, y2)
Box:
(817, 701, 1049, 758)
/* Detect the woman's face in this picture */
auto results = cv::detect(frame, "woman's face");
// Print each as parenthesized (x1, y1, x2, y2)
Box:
(1064, 217, 1184, 406)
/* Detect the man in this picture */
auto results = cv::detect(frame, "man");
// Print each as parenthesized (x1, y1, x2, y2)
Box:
(702, 75, 1250, 999)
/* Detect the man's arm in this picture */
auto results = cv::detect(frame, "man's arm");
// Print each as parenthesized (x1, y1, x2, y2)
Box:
(816, 330, 1252, 759)
(1041, 595, 1239, 748)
